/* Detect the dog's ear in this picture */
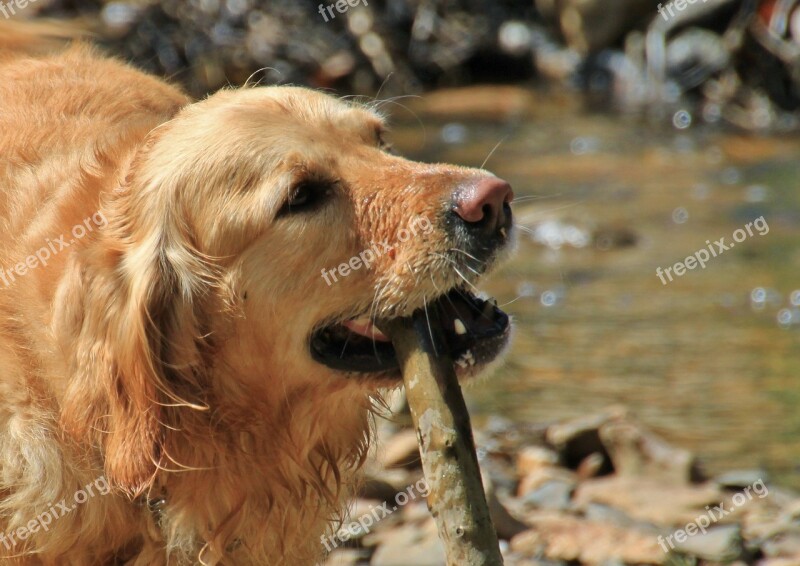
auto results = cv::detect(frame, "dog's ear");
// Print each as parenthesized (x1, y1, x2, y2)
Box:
(60, 152, 217, 496)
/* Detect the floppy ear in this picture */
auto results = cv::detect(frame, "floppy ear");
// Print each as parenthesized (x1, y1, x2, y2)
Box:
(59, 168, 217, 496)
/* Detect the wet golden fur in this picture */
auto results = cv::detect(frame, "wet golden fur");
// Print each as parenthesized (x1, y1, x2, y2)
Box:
(0, 24, 506, 565)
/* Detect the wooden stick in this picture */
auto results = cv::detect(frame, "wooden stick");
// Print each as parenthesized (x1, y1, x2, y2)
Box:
(380, 311, 504, 566)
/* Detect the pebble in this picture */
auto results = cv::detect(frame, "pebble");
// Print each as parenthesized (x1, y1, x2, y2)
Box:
(327, 410, 799, 564)
(522, 480, 573, 510)
(377, 429, 420, 469)
(517, 446, 560, 476)
(673, 524, 742, 562)
(370, 522, 446, 566)
(715, 470, 770, 490)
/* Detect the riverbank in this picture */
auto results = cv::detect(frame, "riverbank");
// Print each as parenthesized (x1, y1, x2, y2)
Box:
(25, 0, 800, 131)
(324, 406, 799, 565)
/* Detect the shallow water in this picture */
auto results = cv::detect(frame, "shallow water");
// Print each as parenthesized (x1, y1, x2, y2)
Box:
(392, 91, 800, 488)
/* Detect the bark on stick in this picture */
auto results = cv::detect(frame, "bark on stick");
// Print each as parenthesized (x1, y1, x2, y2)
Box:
(381, 311, 504, 566)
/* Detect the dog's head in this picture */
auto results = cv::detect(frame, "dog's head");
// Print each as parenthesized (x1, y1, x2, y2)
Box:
(167, 87, 514, 381)
(61, 86, 514, 492)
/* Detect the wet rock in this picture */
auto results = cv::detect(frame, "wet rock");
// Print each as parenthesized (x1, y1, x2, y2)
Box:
(522, 480, 573, 511)
(582, 503, 643, 529)
(480, 454, 519, 495)
(482, 472, 530, 540)
(546, 409, 698, 484)
(576, 452, 606, 480)
(539, 0, 658, 53)
(488, 489, 530, 540)
(479, 416, 548, 458)
(545, 409, 620, 475)
(598, 417, 696, 483)
(518, 467, 577, 497)
(574, 476, 722, 525)
(358, 469, 415, 501)
(376, 429, 420, 469)
(510, 513, 664, 565)
(762, 532, 800, 558)
(399, 500, 431, 524)
(360, 410, 797, 566)
(780, 498, 800, 522)
(716, 470, 770, 490)
(672, 524, 742, 562)
(503, 556, 567, 566)
(517, 446, 560, 477)
(765, 486, 800, 508)
(370, 520, 446, 566)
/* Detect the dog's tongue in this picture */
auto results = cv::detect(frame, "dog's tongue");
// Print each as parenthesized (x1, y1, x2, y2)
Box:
(342, 318, 391, 342)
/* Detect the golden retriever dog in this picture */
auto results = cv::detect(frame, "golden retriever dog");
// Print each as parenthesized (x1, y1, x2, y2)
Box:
(0, 23, 514, 565)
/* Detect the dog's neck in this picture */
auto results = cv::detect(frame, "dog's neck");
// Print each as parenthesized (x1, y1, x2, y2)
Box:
(146, 380, 373, 564)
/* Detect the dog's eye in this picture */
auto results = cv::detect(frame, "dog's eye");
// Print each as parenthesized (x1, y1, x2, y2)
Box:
(377, 132, 394, 154)
(278, 181, 334, 217)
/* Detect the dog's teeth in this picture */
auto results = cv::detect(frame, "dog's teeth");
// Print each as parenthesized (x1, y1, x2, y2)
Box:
(499, 227, 507, 238)
(454, 350, 475, 369)
(464, 350, 476, 366)
(454, 318, 467, 335)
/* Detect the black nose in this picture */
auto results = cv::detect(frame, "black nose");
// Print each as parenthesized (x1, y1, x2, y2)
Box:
(449, 176, 514, 266)
(453, 177, 514, 234)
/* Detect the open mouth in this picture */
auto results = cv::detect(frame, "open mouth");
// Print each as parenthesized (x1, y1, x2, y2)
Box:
(310, 289, 511, 376)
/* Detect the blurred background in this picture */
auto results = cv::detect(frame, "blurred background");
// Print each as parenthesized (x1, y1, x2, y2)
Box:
(13, 0, 800, 563)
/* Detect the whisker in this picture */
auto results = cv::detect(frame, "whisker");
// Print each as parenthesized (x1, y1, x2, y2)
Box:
(499, 295, 526, 308)
(511, 194, 562, 203)
(433, 273, 468, 320)
(448, 247, 485, 264)
(375, 72, 394, 101)
(447, 248, 487, 272)
(432, 252, 480, 277)
(452, 266, 481, 294)
(480, 136, 509, 169)
(452, 287, 487, 317)
(370, 94, 424, 107)
(517, 201, 584, 223)
(339, 331, 353, 359)
(421, 293, 440, 357)
(369, 98, 426, 145)
(243, 67, 283, 88)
